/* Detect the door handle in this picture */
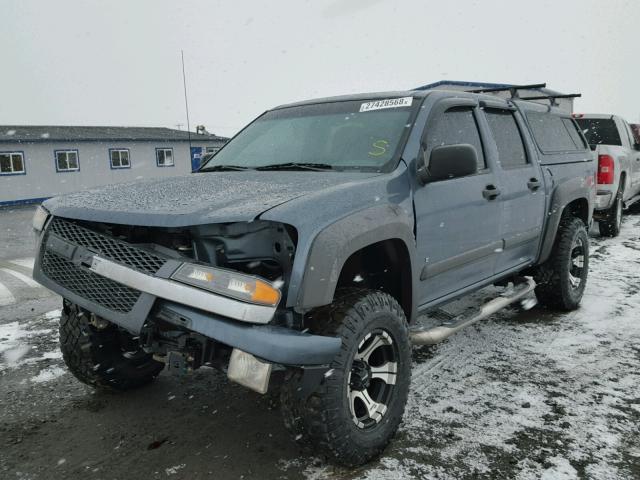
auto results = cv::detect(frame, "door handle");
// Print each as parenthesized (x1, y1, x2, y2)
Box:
(482, 184, 501, 200)
(527, 178, 541, 191)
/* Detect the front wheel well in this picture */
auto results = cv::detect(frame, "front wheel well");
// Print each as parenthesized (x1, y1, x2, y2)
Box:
(334, 239, 412, 321)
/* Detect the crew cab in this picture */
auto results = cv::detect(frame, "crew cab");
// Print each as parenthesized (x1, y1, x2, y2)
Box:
(32, 89, 595, 466)
(574, 113, 640, 236)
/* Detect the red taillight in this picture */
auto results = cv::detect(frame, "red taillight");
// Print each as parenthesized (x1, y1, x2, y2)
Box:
(597, 154, 615, 184)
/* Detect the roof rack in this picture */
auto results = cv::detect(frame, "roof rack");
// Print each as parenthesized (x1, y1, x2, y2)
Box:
(466, 83, 547, 95)
(519, 93, 582, 104)
(466, 83, 581, 107)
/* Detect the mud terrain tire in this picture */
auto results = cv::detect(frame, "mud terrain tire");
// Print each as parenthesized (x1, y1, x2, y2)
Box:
(281, 289, 411, 466)
(534, 216, 589, 311)
(59, 301, 164, 391)
(599, 188, 623, 237)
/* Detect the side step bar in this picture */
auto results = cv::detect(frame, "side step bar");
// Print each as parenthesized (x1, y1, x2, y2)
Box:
(410, 277, 536, 345)
(624, 193, 640, 210)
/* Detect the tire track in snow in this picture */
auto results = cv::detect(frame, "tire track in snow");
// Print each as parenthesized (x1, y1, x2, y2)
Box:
(0, 282, 16, 306)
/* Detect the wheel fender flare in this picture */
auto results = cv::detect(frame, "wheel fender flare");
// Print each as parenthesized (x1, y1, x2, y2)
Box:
(295, 204, 417, 321)
(539, 185, 592, 264)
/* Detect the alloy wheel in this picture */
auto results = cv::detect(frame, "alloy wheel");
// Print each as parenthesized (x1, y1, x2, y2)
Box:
(347, 329, 398, 429)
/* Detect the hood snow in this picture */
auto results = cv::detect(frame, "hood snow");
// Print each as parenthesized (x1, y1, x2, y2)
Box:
(43, 171, 379, 227)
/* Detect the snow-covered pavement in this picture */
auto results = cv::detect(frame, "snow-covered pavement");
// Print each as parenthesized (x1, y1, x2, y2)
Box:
(282, 217, 640, 478)
(1, 207, 639, 479)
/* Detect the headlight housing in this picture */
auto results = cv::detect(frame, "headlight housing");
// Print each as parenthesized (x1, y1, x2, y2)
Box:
(171, 263, 281, 307)
(32, 205, 50, 233)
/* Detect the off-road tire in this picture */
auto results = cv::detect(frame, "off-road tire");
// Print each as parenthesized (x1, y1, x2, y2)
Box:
(599, 188, 623, 237)
(280, 289, 411, 466)
(59, 301, 164, 391)
(534, 216, 589, 311)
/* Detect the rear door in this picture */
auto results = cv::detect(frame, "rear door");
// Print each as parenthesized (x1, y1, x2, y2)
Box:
(480, 105, 546, 274)
(414, 98, 502, 305)
(621, 120, 640, 195)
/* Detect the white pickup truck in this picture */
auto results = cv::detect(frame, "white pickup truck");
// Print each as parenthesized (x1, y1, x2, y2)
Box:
(574, 114, 640, 236)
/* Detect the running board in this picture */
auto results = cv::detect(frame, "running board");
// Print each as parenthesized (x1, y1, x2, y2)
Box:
(624, 193, 640, 209)
(410, 277, 536, 345)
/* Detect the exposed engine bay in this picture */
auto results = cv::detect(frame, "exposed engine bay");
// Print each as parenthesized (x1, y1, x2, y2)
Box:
(62, 218, 299, 373)
(72, 218, 297, 286)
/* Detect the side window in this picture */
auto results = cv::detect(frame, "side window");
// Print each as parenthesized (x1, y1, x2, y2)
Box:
(426, 107, 486, 170)
(484, 109, 528, 168)
(527, 112, 581, 152)
(562, 118, 587, 150)
(630, 124, 640, 145)
(623, 122, 636, 148)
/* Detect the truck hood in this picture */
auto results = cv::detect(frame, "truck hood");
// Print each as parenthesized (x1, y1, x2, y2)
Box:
(43, 171, 380, 227)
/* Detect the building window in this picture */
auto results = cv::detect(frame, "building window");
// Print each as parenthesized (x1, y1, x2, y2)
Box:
(0, 152, 25, 175)
(109, 148, 131, 169)
(206, 147, 220, 154)
(156, 148, 174, 167)
(55, 150, 80, 172)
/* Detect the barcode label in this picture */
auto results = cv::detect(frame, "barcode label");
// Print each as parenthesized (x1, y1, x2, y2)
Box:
(360, 97, 413, 112)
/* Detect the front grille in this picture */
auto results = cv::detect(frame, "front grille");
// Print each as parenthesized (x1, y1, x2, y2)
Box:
(41, 250, 141, 313)
(48, 217, 166, 275)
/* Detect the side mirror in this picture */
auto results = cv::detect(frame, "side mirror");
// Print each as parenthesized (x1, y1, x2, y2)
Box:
(418, 144, 478, 183)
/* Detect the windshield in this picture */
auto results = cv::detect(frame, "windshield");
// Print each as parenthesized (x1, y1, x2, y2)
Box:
(201, 98, 416, 172)
(575, 118, 622, 146)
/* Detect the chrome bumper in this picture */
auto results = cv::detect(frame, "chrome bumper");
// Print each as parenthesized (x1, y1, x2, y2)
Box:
(89, 256, 276, 324)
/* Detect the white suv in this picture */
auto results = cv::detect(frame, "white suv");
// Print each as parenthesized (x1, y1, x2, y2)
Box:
(575, 114, 640, 236)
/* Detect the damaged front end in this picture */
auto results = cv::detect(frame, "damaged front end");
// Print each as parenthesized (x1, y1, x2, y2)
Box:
(33, 215, 340, 393)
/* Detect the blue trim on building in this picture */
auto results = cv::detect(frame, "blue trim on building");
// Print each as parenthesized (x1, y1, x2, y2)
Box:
(0, 196, 49, 207)
(108, 148, 132, 169)
(54, 149, 80, 173)
(155, 147, 175, 167)
(0, 150, 27, 176)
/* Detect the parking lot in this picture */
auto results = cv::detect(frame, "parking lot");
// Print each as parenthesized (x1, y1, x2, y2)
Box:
(1, 205, 639, 479)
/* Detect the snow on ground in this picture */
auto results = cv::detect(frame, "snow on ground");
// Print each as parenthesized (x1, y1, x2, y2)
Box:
(30, 366, 66, 383)
(281, 215, 640, 479)
(0, 309, 61, 371)
(1, 215, 639, 478)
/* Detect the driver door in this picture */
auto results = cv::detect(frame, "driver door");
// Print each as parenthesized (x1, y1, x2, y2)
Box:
(414, 100, 502, 305)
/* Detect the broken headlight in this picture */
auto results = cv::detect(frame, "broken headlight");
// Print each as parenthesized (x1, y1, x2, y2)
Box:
(171, 263, 281, 307)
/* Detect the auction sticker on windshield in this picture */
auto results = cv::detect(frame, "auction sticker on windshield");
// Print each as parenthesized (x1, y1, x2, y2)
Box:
(359, 97, 413, 112)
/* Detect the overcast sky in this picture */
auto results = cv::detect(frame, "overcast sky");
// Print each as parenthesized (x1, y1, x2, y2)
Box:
(2, 0, 638, 137)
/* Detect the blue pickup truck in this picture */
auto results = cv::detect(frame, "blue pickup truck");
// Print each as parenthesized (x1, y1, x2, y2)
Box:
(32, 88, 595, 465)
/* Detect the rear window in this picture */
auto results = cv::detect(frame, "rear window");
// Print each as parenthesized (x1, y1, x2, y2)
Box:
(526, 112, 585, 152)
(575, 118, 622, 146)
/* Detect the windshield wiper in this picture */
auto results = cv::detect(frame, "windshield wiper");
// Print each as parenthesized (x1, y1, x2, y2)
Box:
(256, 162, 334, 171)
(199, 164, 253, 172)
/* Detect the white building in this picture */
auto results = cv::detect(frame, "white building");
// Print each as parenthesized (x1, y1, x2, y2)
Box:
(0, 126, 227, 206)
